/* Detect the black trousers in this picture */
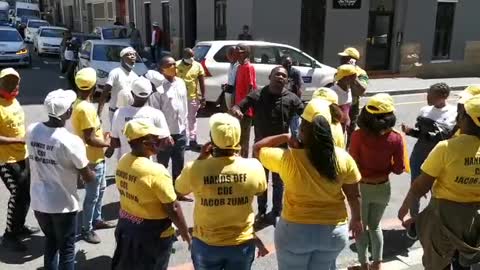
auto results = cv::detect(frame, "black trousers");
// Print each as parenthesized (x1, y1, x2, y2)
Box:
(0, 159, 30, 237)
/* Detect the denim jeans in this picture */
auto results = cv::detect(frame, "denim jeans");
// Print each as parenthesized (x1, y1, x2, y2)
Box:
(289, 114, 300, 138)
(35, 211, 76, 270)
(275, 218, 348, 270)
(191, 238, 255, 270)
(82, 161, 106, 231)
(257, 168, 283, 215)
(409, 141, 436, 218)
(157, 132, 187, 181)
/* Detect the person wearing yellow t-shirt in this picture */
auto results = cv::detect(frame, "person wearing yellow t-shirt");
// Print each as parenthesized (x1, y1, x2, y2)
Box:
(71, 68, 114, 244)
(253, 99, 363, 270)
(112, 119, 190, 270)
(176, 48, 206, 149)
(312, 87, 346, 148)
(175, 113, 268, 269)
(398, 95, 480, 270)
(0, 68, 40, 252)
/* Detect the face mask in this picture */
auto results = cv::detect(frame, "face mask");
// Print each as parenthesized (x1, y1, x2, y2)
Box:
(0, 86, 19, 101)
(163, 66, 176, 77)
(183, 58, 193, 65)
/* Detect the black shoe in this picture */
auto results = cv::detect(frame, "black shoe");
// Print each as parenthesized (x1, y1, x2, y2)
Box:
(18, 225, 40, 236)
(82, 230, 101, 244)
(406, 222, 418, 240)
(1, 235, 27, 252)
(189, 140, 200, 150)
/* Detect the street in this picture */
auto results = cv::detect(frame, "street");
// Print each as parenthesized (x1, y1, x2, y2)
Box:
(0, 49, 466, 270)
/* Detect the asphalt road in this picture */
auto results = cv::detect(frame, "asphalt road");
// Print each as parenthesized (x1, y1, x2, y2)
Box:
(0, 50, 445, 270)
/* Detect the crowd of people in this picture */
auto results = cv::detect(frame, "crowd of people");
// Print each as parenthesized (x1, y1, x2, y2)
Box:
(0, 40, 480, 270)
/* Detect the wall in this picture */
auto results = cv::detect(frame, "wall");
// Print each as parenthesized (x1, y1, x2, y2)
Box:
(226, 0, 253, 39)
(449, 0, 480, 61)
(322, 0, 370, 67)
(195, 0, 214, 41)
(251, 0, 301, 47)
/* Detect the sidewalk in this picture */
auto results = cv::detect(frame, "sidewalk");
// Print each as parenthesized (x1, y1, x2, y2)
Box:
(366, 77, 480, 96)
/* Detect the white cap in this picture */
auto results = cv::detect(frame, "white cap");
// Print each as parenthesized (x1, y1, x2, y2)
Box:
(132, 77, 153, 98)
(152, 22, 159, 27)
(120, 47, 136, 58)
(44, 89, 77, 118)
(144, 70, 165, 88)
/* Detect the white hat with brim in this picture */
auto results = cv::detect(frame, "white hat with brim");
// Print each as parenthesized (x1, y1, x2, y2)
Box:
(44, 89, 77, 118)
(120, 47, 136, 58)
(144, 70, 165, 88)
(132, 77, 153, 98)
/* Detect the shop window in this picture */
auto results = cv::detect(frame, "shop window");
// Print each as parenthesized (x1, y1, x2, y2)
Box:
(214, 0, 226, 40)
(107, 2, 113, 19)
(93, 3, 105, 19)
(432, 2, 455, 60)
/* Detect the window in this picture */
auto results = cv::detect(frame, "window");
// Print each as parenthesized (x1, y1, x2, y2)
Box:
(193, 45, 212, 61)
(432, 2, 455, 60)
(93, 3, 105, 19)
(40, 29, 65, 38)
(92, 45, 142, 62)
(278, 47, 315, 67)
(27, 21, 49, 28)
(0, 30, 22, 42)
(213, 46, 230, 63)
(251, 46, 278, 64)
(214, 0, 226, 40)
(107, 2, 113, 19)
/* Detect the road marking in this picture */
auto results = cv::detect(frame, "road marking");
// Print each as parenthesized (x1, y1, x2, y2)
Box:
(32, 67, 40, 70)
(392, 98, 456, 106)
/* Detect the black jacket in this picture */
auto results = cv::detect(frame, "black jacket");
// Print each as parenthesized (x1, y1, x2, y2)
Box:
(238, 86, 304, 141)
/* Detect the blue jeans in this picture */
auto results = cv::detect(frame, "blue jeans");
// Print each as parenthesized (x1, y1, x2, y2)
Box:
(410, 141, 436, 218)
(82, 161, 106, 231)
(258, 169, 283, 215)
(289, 114, 300, 138)
(35, 211, 76, 270)
(275, 218, 348, 270)
(157, 132, 187, 181)
(191, 238, 255, 270)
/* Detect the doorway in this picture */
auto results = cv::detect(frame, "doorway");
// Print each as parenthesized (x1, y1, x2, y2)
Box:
(366, 0, 395, 71)
(161, 1, 170, 50)
(184, 0, 197, 48)
(86, 3, 93, 33)
(300, 0, 326, 61)
(144, 2, 151, 45)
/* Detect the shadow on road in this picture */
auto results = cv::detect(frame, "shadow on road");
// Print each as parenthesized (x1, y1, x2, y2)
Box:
(348, 229, 416, 260)
(75, 202, 120, 235)
(75, 250, 112, 269)
(0, 235, 44, 264)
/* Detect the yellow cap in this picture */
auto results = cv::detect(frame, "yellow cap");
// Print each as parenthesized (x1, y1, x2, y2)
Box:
(465, 95, 480, 127)
(75, 67, 97, 91)
(458, 85, 480, 104)
(334, 64, 357, 81)
(0, 68, 20, 79)
(338, 47, 360, 60)
(312, 87, 339, 105)
(301, 98, 332, 124)
(366, 93, 395, 114)
(123, 119, 170, 142)
(209, 113, 241, 150)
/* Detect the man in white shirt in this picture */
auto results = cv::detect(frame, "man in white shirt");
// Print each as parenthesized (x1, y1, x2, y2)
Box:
(107, 76, 170, 159)
(148, 56, 190, 201)
(330, 64, 357, 132)
(28, 89, 95, 270)
(97, 47, 139, 124)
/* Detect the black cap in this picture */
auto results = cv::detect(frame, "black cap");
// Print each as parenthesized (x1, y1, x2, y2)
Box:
(237, 44, 250, 53)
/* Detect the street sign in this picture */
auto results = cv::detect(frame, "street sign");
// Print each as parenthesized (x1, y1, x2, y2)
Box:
(333, 0, 362, 9)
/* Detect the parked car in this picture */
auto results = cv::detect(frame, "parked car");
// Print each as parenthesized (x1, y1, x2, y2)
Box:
(23, 18, 48, 42)
(76, 39, 148, 97)
(193, 40, 336, 102)
(0, 26, 31, 67)
(33, 26, 67, 56)
(93, 26, 129, 42)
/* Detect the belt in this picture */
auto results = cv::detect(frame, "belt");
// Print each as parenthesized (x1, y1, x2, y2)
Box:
(109, 107, 117, 112)
(360, 179, 389, 185)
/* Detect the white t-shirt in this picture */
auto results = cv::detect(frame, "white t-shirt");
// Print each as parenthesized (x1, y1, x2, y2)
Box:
(331, 84, 352, 105)
(27, 123, 89, 214)
(105, 66, 139, 110)
(111, 105, 170, 158)
(418, 104, 457, 129)
(116, 89, 133, 108)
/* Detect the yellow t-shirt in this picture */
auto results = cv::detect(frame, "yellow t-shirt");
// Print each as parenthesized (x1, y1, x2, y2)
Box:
(421, 134, 480, 203)
(71, 99, 105, 164)
(176, 60, 205, 100)
(332, 122, 346, 149)
(116, 153, 177, 236)
(259, 147, 361, 225)
(175, 156, 267, 246)
(0, 98, 27, 163)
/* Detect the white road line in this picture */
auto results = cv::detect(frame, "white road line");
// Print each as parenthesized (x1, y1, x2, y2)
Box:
(32, 67, 40, 70)
(339, 248, 423, 270)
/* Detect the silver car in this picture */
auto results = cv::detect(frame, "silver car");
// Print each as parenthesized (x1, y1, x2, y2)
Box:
(0, 26, 31, 67)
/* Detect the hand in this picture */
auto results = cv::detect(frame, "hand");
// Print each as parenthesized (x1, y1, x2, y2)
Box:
(401, 217, 415, 229)
(200, 97, 207, 108)
(401, 123, 412, 134)
(230, 107, 244, 119)
(198, 142, 213, 160)
(349, 219, 364, 241)
(397, 203, 409, 224)
(288, 134, 300, 148)
(182, 232, 192, 251)
(257, 246, 269, 258)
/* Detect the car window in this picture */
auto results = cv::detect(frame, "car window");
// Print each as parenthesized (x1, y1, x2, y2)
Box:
(40, 29, 65, 38)
(0, 30, 22, 42)
(252, 46, 279, 65)
(193, 45, 211, 61)
(80, 42, 92, 57)
(278, 47, 315, 67)
(102, 28, 127, 39)
(0, 12, 8, 21)
(28, 21, 49, 28)
(213, 45, 231, 63)
(17, 9, 40, 18)
(92, 45, 142, 62)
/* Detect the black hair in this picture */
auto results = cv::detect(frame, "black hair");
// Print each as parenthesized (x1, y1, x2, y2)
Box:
(243, 25, 249, 29)
(429, 82, 451, 97)
(329, 104, 343, 124)
(304, 115, 339, 181)
(459, 109, 480, 137)
(227, 46, 236, 54)
(357, 107, 396, 135)
(159, 55, 175, 67)
(270, 66, 287, 76)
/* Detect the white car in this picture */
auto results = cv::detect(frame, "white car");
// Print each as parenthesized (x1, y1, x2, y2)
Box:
(24, 19, 49, 43)
(193, 40, 337, 102)
(76, 40, 148, 95)
(93, 26, 130, 43)
(33, 26, 67, 55)
(0, 26, 31, 67)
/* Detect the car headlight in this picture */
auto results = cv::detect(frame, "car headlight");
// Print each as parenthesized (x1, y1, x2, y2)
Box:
(97, 69, 109, 78)
(16, 48, 28, 55)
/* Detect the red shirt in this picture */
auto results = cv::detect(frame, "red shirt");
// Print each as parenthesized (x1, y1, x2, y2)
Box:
(349, 129, 405, 179)
(235, 62, 256, 117)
